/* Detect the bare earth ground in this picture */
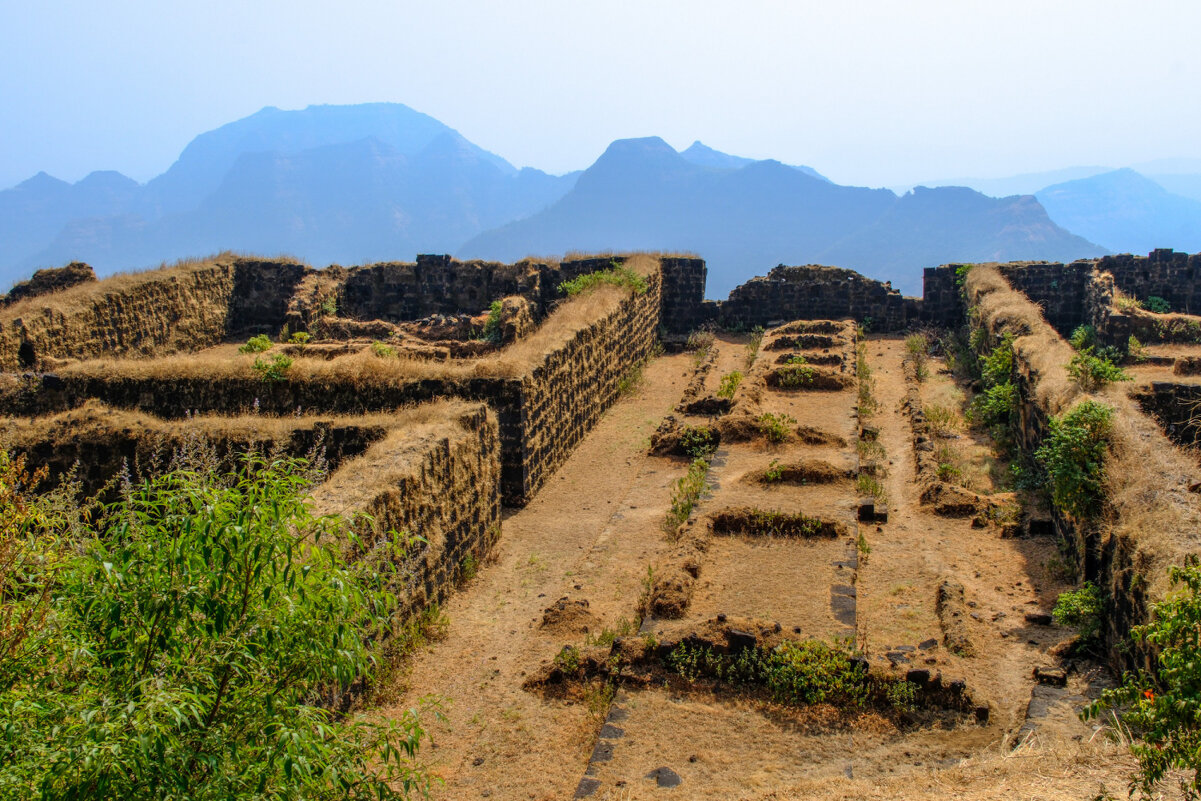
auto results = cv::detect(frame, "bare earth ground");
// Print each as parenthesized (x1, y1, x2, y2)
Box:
(382, 334, 1156, 800)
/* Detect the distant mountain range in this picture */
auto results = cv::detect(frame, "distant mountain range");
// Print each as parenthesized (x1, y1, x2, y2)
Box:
(2, 102, 1197, 297)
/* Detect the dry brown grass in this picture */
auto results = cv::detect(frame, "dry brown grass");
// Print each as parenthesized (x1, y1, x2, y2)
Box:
(744, 737, 1183, 801)
(964, 265, 1079, 415)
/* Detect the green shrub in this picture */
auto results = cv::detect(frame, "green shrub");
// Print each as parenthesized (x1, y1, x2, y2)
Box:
(320, 296, 338, 316)
(954, 263, 976, 286)
(716, 371, 743, 400)
(980, 332, 1015, 387)
(1067, 350, 1132, 391)
(1127, 335, 1147, 363)
(371, 341, 397, 358)
(757, 413, 796, 444)
(288, 331, 312, 346)
(680, 426, 718, 459)
(1069, 325, 1098, 352)
(481, 300, 503, 344)
(251, 353, 293, 382)
(857, 473, 886, 502)
(1145, 295, 1171, 314)
(0, 457, 435, 799)
(558, 262, 648, 297)
(1052, 581, 1104, 642)
(1035, 400, 1113, 519)
(969, 381, 1018, 428)
(856, 343, 877, 417)
(1085, 557, 1201, 799)
(238, 334, 274, 354)
(776, 364, 816, 388)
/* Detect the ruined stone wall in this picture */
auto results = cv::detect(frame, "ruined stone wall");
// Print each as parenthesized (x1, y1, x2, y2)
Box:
(228, 259, 310, 338)
(718, 265, 920, 332)
(1100, 249, 1201, 314)
(658, 257, 712, 333)
(311, 403, 501, 619)
(964, 265, 1201, 674)
(995, 261, 1093, 338)
(1133, 382, 1201, 447)
(920, 266, 963, 328)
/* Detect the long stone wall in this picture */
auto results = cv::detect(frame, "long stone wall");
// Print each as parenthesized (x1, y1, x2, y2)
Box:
(311, 403, 502, 619)
(964, 265, 1201, 673)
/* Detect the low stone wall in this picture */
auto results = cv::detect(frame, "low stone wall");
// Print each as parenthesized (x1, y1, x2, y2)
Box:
(964, 265, 1201, 673)
(996, 261, 1093, 338)
(718, 264, 920, 332)
(1132, 381, 1201, 446)
(311, 403, 502, 620)
(1101, 249, 1201, 315)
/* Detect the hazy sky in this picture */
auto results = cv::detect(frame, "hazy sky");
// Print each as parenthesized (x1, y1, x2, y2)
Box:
(3, 0, 1200, 190)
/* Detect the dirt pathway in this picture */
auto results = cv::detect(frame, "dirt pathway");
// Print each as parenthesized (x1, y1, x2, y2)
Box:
(382, 351, 695, 800)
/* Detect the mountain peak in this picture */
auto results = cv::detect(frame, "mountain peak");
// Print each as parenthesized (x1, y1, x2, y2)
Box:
(679, 141, 755, 170)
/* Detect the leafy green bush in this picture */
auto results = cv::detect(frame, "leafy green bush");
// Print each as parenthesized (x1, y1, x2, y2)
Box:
(1052, 581, 1104, 642)
(757, 413, 796, 444)
(1085, 557, 1201, 799)
(763, 459, 784, 482)
(288, 331, 312, 346)
(238, 334, 274, 354)
(680, 426, 718, 459)
(1127, 335, 1148, 363)
(716, 370, 743, 400)
(371, 341, 397, 358)
(1067, 350, 1132, 391)
(969, 381, 1018, 428)
(481, 300, 503, 344)
(776, 364, 816, 388)
(1069, 325, 1098, 352)
(1035, 400, 1114, 519)
(251, 353, 293, 382)
(954, 263, 976, 286)
(1146, 295, 1171, 314)
(0, 457, 435, 799)
(558, 262, 648, 297)
(979, 332, 1015, 387)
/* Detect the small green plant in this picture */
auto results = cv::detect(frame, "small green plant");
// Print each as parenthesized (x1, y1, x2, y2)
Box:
(685, 328, 715, 353)
(905, 333, 929, 381)
(680, 426, 718, 459)
(857, 473, 886, 502)
(617, 359, 646, 396)
(1067, 350, 1132, 391)
(1035, 400, 1114, 520)
(744, 326, 764, 369)
(320, 296, 338, 316)
(980, 332, 1015, 386)
(857, 438, 887, 473)
(251, 353, 293, 382)
(554, 645, 582, 674)
(585, 619, 639, 648)
(371, 340, 397, 358)
(1084, 557, 1201, 799)
(1114, 294, 1144, 312)
(856, 529, 872, 557)
(856, 343, 877, 417)
(969, 381, 1018, 428)
(239, 333, 274, 354)
(663, 457, 710, 535)
(717, 370, 743, 399)
(1127, 335, 1148, 363)
(583, 680, 617, 719)
(764, 459, 784, 482)
(1145, 295, 1171, 314)
(558, 262, 648, 297)
(954, 263, 976, 286)
(481, 300, 503, 344)
(757, 412, 796, 444)
(776, 363, 817, 388)
(1052, 581, 1104, 643)
(288, 331, 312, 346)
(458, 552, 479, 583)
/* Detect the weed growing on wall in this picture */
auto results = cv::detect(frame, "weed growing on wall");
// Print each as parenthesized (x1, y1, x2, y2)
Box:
(1052, 581, 1104, 644)
(1067, 350, 1133, 391)
(1146, 295, 1171, 314)
(1085, 556, 1201, 799)
(558, 262, 648, 297)
(1035, 400, 1114, 520)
